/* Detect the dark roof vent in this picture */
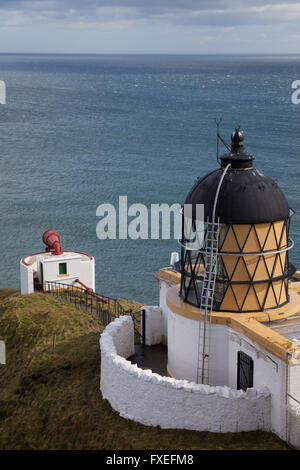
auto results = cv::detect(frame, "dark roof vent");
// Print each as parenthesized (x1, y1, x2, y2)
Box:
(231, 125, 244, 153)
(220, 125, 254, 169)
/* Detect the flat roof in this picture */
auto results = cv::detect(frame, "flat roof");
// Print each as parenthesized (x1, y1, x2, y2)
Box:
(22, 250, 93, 266)
(38, 252, 82, 263)
(263, 308, 300, 343)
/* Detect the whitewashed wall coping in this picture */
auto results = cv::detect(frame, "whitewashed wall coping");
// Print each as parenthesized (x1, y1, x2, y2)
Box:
(100, 316, 271, 432)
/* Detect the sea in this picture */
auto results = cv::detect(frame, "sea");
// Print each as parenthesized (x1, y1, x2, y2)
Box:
(0, 54, 299, 304)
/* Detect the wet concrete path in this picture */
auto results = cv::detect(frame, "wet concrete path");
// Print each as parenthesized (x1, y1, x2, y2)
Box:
(128, 343, 168, 377)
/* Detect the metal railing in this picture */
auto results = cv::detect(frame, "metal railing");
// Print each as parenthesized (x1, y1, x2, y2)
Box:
(43, 281, 143, 338)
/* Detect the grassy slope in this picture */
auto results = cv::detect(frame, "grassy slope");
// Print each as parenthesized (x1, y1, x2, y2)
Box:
(0, 290, 289, 450)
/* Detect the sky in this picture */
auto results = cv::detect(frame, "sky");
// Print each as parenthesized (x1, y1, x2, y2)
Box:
(0, 0, 300, 54)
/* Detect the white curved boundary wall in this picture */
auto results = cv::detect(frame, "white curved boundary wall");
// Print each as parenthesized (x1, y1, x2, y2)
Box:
(20, 262, 34, 294)
(100, 316, 271, 433)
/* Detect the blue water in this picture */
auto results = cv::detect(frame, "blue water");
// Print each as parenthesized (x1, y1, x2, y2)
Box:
(0, 54, 299, 304)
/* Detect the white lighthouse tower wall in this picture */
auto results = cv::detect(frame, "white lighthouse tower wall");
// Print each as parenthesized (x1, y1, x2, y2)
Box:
(168, 311, 229, 385)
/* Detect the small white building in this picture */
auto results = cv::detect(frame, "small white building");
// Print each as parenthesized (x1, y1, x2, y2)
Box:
(20, 229, 95, 294)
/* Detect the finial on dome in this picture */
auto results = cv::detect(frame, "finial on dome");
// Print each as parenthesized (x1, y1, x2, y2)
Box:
(220, 125, 254, 169)
(231, 125, 244, 154)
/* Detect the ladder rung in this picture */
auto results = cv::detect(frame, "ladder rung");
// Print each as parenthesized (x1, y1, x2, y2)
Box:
(197, 220, 220, 384)
(202, 292, 214, 298)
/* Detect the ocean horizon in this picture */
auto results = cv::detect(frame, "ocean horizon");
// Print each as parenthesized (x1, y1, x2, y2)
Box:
(0, 53, 299, 304)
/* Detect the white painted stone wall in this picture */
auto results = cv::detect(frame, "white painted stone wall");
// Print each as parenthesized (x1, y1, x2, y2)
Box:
(100, 316, 271, 433)
(20, 261, 34, 294)
(140, 306, 163, 346)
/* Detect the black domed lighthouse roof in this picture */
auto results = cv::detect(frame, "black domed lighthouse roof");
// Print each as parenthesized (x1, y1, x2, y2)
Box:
(185, 126, 290, 224)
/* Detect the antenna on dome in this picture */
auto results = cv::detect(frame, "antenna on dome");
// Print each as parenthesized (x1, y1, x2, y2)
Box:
(214, 117, 230, 164)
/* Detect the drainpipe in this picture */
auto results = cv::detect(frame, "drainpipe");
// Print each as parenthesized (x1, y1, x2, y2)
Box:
(285, 352, 290, 445)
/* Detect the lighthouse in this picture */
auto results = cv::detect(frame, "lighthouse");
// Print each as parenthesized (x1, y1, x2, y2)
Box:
(100, 126, 300, 446)
(181, 126, 291, 313)
(156, 126, 300, 392)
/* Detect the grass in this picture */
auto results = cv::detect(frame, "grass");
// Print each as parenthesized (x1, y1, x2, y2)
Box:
(0, 289, 290, 450)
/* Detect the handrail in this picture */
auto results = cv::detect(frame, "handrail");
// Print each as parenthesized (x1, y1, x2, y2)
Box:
(212, 163, 231, 224)
(287, 393, 300, 407)
(178, 237, 294, 256)
(45, 280, 130, 314)
(43, 280, 142, 337)
(74, 278, 108, 303)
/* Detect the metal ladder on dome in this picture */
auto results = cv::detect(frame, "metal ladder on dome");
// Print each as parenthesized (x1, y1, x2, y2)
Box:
(195, 156, 231, 385)
(196, 219, 220, 385)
